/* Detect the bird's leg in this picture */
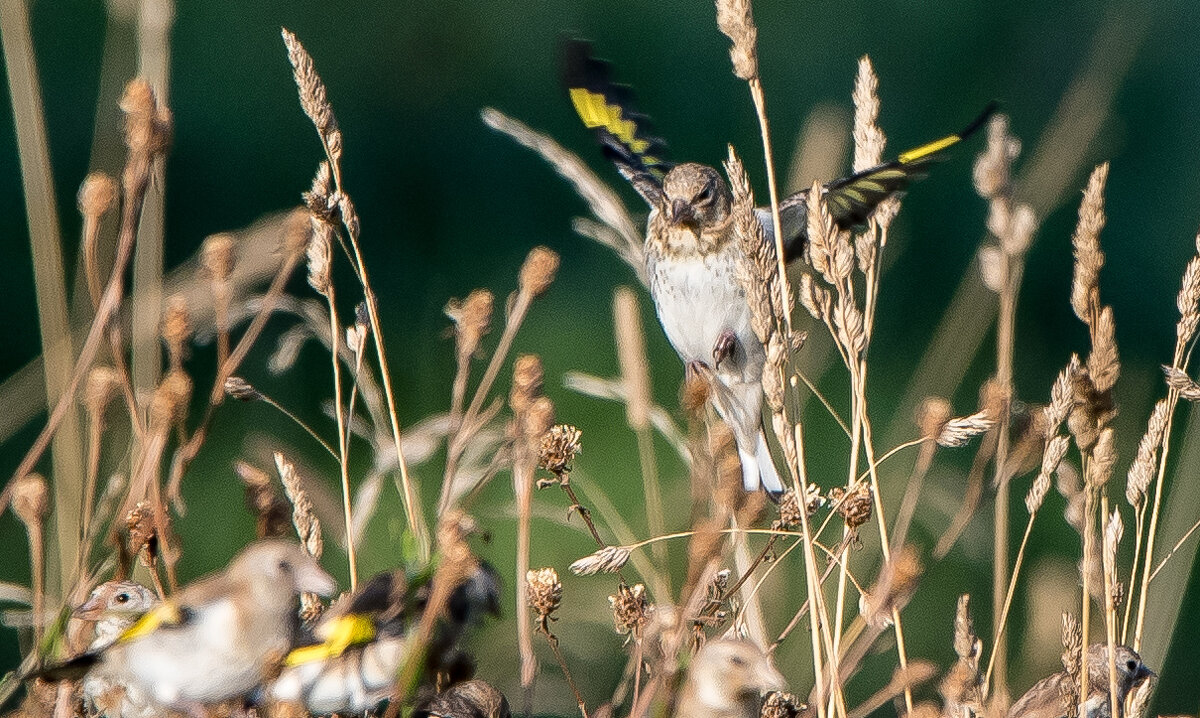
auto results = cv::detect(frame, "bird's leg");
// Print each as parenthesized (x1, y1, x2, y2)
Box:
(712, 329, 738, 369)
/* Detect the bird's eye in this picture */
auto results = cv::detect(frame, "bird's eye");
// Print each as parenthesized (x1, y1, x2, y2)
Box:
(1126, 660, 1138, 672)
(278, 559, 292, 573)
(729, 654, 747, 667)
(114, 593, 129, 603)
(696, 186, 713, 204)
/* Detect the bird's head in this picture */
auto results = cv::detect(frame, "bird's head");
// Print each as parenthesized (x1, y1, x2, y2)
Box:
(234, 540, 337, 598)
(74, 581, 156, 621)
(661, 163, 731, 231)
(687, 639, 786, 713)
(1086, 644, 1156, 698)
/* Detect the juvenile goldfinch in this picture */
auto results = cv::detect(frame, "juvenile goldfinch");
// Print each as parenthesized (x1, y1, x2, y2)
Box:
(1007, 644, 1155, 718)
(72, 581, 159, 718)
(35, 540, 335, 713)
(563, 40, 993, 494)
(267, 562, 501, 715)
(414, 679, 510, 718)
(676, 639, 786, 718)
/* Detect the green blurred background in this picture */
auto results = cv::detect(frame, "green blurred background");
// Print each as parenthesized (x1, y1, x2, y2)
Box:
(2, 0, 1200, 714)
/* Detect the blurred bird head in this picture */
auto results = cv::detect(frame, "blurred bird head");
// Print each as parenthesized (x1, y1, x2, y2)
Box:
(233, 540, 337, 599)
(74, 581, 156, 622)
(662, 163, 731, 231)
(683, 639, 786, 718)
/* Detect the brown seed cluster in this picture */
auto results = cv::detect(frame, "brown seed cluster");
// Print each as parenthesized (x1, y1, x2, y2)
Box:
(760, 692, 805, 718)
(518, 247, 560, 298)
(125, 501, 158, 567)
(608, 582, 650, 638)
(538, 424, 582, 478)
(526, 567, 563, 633)
(831, 484, 873, 535)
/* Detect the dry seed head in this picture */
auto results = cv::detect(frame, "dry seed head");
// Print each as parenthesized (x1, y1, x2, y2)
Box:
(337, 194, 359, 238)
(446, 289, 494, 362)
(523, 396, 556, 444)
(12, 473, 49, 528)
(1163, 365, 1200, 400)
(305, 163, 336, 221)
(1025, 471, 1051, 514)
(120, 78, 156, 154)
(518, 246, 560, 298)
(235, 461, 290, 539)
(275, 452, 323, 559)
(1176, 254, 1200, 344)
(83, 366, 121, 417)
(614, 286, 653, 429)
(831, 484, 873, 534)
(973, 114, 1019, 199)
(224, 376, 263, 402)
(852, 55, 884, 172)
(149, 369, 192, 430)
(345, 324, 367, 361)
(978, 245, 1006, 293)
(1086, 305, 1120, 393)
(1002, 203, 1037, 256)
(1103, 509, 1123, 586)
(916, 397, 953, 442)
(125, 501, 157, 564)
(539, 424, 582, 476)
(283, 207, 312, 257)
(306, 221, 333, 296)
(1070, 163, 1109, 324)
(78, 172, 118, 218)
(201, 233, 235, 283)
(1087, 427, 1117, 487)
(797, 273, 831, 323)
(833, 294, 866, 359)
(859, 544, 922, 628)
(281, 28, 338, 138)
(715, 0, 758, 81)
(510, 354, 544, 415)
(526, 567, 562, 631)
(1045, 357, 1080, 430)
(570, 545, 631, 576)
(936, 411, 995, 448)
(761, 692, 805, 718)
(162, 294, 191, 357)
(1127, 399, 1170, 507)
(1061, 611, 1082, 676)
(609, 582, 650, 637)
(806, 181, 836, 281)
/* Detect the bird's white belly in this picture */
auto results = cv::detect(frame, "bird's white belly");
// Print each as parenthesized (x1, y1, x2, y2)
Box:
(649, 249, 760, 376)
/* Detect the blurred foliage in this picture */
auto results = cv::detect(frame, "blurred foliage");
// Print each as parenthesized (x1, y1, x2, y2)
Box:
(2, 0, 1200, 715)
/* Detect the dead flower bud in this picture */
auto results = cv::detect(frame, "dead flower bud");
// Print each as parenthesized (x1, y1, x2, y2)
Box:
(12, 473, 49, 528)
(775, 484, 824, 529)
(446, 289, 494, 361)
(201, 233, 235, 282)
(224, 376, 263, 402)
(149, 369, 193, 430)
(761, 692, 806, 718)
(859, 545, 922, 628)
(518, 246, 560, 298)
(509, 354, 544, 415)
(78, 172, 118, 218)
(917, 397, 953, 441)
(831, 484, 873, 535)
(83, 366, 121, 416)
(282, 207, 312, 258)
(609, 582, 651, 639)
(161, 295, 191, 355)
(125, 501, 158, 565)
(539, 424, 582, 476)
(570, 545, 632, 576)
(526, 567, 562, 632)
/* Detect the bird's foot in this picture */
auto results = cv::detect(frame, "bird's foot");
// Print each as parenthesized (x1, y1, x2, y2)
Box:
(712, 329, 738, 368)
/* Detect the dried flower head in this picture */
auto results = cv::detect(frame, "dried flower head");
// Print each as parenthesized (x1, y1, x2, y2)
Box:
(716, 0, 758, 81)
(1127, 399, 1169, 508)
(518, 246, 560, 298)
(973, 114, 1020, 200)
(275, 452, 322, 559)
(570, 545, 632, 576)
(1070, 163, 1109, 324)
(761, 692, 805, 718)
(224, 376, 263, 402)
(831, 484, 873, 536)
(161, 294, 191, 360)
(538, 424, 582, 477)
(609, 582, 650, 638)
(446, 289, 494, 362)
(917, 397, 953, 441)
(125, 501, 157, 565)
(202, 233, 235, 283)
(306, 221, 333, 296)
(510, 354, 544, 416)
(12, 473, 49, 529)
(774, 484, 823, 530)
(83, 366, 121, 416)
(149, 369, 192, 431)
(1177, 254, 1200, 345)
(235, 461, 290, 539)
(852, 55, 884, 172)
(282, 207, 312, 258)
(1163, 365, 1200, 400)
(526, 567, 562, 632)
(859, 544, 922, 628)
(78, 172, 118, 218)
(304, 163, 336, 221)
(1060, 612, 1083, 712)
(281, 28, 338, 140)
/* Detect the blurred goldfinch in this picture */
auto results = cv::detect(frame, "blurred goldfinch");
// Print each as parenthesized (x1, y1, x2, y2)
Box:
(71, 581, 159, 718)
(267, 562, 501, 715)
(414, 679, 510, 718)
(1007, 644, 1154, 718)
(34, 540, 335, 713)
(676, 639, 786, 718)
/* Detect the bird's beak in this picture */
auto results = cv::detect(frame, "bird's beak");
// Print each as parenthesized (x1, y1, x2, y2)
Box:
(73, 594, 106, 620)
(669, 199, 696, 227)
(296, 559, 337, 597)
(1136, 663, 1157, 681)
(755, 656, 787, 693)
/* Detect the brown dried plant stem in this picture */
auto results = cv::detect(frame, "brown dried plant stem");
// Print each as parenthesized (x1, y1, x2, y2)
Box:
(543, 629, 588, 718)
(323, 287, 357, 590)
(2, 84, 159, 517)
(747, 79, 792, 334)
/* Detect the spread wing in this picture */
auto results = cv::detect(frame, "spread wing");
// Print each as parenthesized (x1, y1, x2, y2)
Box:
(562, 39, 671, 208)
(779, 101, 998, 262)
